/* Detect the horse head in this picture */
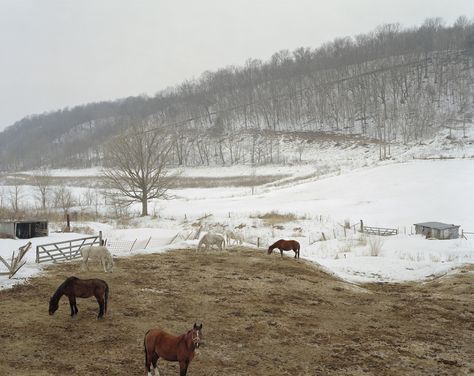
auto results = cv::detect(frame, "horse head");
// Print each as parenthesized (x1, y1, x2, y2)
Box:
(49, 296, 59, 315)
(267, 245, 274, 255)
(191, 323, 203, 348)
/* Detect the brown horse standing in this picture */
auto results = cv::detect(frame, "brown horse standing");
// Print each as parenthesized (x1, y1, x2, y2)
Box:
(144, 323, 202, 376)
(49, 276, 109, 319)
(268, 239, 300, 259)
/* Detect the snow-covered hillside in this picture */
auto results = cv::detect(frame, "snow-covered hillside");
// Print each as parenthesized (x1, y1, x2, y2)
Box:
(1, 155, 473, 288)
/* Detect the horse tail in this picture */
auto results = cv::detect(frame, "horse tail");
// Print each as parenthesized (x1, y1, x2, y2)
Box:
(104, 282, 109, 314)
(144, 329, 151, 369)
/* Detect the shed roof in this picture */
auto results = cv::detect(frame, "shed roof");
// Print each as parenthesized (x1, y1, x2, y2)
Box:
(414, 222, 459, 230)
(0, 219, 48, 224)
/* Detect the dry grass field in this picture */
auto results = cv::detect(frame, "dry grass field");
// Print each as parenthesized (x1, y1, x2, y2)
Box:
(0, 248, 473, 376)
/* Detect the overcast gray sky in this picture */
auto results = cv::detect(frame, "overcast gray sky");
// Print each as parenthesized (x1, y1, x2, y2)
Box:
(0, 0, 472, 131)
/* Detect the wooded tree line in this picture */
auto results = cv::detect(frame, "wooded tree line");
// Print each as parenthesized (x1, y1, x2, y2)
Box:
(1, 17, 473, 170)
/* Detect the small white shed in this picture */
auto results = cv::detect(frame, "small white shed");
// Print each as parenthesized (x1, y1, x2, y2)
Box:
(414, 222, 460, 240)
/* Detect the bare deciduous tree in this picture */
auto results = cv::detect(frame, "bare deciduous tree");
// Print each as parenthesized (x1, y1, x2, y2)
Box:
(9, 179, 23, 218)
(103, 123, 177, 216)
(53, 185, 75, 216)
(32, 168, 52, 211)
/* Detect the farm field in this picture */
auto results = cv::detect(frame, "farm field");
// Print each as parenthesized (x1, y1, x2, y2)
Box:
(0, 248, 473, 376)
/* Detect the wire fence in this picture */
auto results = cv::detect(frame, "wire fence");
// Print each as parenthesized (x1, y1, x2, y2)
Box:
(105, 228, 200, 253)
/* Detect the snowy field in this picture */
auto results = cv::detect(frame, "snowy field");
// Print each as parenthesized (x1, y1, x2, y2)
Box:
(0, 126, 474, 288)
(1, 142, 474, 289)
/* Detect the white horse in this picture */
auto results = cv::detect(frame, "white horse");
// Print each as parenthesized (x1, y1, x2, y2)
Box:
(80, 245, 114, 273)
(225, 230, 243, 245)
(197, 233, 225, 251)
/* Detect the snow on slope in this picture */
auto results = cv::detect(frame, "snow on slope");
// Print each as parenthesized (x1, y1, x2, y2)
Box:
(1, 94, 473, 291)
(1, 158, 473, 288)
(152, 160, 474, 230)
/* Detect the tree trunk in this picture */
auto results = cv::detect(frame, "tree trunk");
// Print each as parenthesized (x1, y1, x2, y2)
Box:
(141, 197, 148, 216)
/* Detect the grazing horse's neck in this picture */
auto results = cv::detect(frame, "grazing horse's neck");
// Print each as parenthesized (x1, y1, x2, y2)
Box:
(182, 331, 196, 352)
(51, 284, 66, 303)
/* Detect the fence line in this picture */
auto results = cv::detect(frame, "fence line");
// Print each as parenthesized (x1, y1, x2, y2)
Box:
(106, 239, 138, 253)
(36, 235, 100, 263)
(462, 230, 474, 239)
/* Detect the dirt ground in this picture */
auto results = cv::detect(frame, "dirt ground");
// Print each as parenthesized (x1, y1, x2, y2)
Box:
(0, 247, 473, 376)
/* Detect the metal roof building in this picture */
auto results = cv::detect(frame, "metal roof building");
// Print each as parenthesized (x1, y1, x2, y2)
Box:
(414, 222, 460, 240)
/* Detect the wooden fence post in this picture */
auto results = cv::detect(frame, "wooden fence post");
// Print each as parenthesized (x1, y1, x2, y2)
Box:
(360, 220, 364, 233)
(257, 238, 260, 248)
(99, 231, 103, 246)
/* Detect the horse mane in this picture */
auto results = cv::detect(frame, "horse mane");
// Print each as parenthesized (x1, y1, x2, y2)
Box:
(51, 277, 75, 303)
(268, 241, 277, 250)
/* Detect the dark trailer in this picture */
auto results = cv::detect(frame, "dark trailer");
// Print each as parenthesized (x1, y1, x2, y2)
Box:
(0, 219, 48, 239)
(414, 222, 460, 240)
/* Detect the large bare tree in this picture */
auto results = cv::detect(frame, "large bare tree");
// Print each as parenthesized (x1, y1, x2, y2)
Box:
(9, 179, 23, 218)
(53, 185, 75, 216)
(103, 124, 176, 216)
(32, 168, 52, 211)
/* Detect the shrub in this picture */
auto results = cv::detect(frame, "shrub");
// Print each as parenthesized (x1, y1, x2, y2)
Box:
(368, 236, 384, 256)
(357, 234, 368, 246)
(250, 211, 299, 226)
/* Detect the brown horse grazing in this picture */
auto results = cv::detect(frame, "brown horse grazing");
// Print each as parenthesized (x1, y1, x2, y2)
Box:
(268, 239, 300, 259)
(49, 276, 109, 319)
(144, 323, 202, 376)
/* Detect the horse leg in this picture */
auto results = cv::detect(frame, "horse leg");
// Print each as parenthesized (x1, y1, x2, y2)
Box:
(83, 253, 90, 271)
(68, 296, 75, 317)
(96, 294, 105, 319)
(280, 249, 283, 258)
(145, 342, 160, 376)
(101, 256, 108, 273)
(73, 297, 78, 315)
(145, 349, 153, 376)
(179, 360, 189, 376)
(81, 259, 88, 272)
(151, 353, 160, 376)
